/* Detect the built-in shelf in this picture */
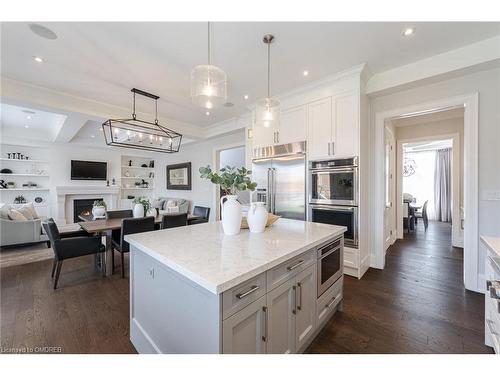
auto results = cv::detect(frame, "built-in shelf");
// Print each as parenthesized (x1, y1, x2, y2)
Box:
(0, 188, 50, 191)
(121, 187, 154, 190)
(0, 173, 49, 177)
(121, 176, 153, 179)
(0, 158, 49, 163)
(121, 165, 154, 170)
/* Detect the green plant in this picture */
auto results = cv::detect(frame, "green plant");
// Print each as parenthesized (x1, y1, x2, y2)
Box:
(199, 165, 257, 195)
(93, 200, 106, 208)
(133, 196, 151, 213)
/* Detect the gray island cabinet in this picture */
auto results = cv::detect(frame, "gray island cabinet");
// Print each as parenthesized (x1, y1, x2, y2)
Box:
(126, 219, 346, 354)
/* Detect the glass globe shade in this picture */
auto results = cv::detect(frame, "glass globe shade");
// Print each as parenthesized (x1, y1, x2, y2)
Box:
(191, 64, 227, 109)
(256, 97, 280, 128)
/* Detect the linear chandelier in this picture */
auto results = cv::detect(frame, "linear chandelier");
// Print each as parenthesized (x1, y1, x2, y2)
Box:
(102, 88, 182, 153)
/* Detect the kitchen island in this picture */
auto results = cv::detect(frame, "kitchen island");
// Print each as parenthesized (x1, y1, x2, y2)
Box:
(125, 218, 346, 354)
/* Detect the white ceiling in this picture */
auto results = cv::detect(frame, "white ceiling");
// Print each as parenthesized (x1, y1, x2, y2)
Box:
(2, 21, 499, 130)
(0, 103, 67, 142)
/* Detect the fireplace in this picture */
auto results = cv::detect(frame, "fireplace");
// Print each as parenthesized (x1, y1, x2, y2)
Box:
(73, 198, 103, 223)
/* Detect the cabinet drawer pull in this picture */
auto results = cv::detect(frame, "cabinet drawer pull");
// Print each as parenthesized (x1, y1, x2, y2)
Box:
(262, 306, 268, 342)
(328, 142, 331, 156)
(325, 294, 339, 309)
(235, 285, 260, 299)
(292, 285, 297, 314)
(297, 282, 302, 311)
(287, 259, 304, 271)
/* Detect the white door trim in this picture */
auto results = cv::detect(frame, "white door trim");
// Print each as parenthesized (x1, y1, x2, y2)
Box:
(372, 93, 479, 292)
(396, 132, 461, 247)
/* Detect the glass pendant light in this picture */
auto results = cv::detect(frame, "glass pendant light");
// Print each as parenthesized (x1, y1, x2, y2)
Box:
(191, 22, 227, 109)
(256, 34, 280, 128)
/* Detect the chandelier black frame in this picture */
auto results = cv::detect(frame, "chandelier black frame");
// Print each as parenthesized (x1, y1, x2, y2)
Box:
(102, 88, 182, 153)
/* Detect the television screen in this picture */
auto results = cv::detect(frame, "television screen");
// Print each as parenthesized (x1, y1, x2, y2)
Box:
(71, 160, 107, 181)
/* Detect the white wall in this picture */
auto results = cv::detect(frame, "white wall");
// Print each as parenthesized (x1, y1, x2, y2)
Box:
(219, 146, 246, 170)
(370, 66, 500, 287)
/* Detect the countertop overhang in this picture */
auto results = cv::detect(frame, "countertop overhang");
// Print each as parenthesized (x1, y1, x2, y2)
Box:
(126, 219, 346, 294)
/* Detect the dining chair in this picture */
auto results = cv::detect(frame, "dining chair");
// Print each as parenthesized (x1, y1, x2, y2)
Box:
(112, 216, 155, 278)
(415, 200, 429, 230)
(42, 218, 105, 289)
(189, 206, 210, 225)
(106, 209, 133, 245)
(161, 213, 188, 229)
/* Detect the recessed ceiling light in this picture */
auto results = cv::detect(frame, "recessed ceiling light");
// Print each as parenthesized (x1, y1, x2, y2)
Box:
(303, 70, 309, 77)
(24, 125, 29, 129)
(244, 95, 249, 100)
(33, 56, 44, 63)
(26, 115, 32, 120)
(29, 24, 58, 40)
(90, 135, 95, 138)
(206, 111, 210, 116)
(402, 28, 415, 37)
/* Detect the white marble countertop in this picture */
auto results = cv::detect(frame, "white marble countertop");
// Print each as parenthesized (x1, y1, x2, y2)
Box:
(125, 219, 346, 294)
(481, 236, 500, 259)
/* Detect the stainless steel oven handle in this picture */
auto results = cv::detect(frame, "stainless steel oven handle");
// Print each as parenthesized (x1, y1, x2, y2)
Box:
(309, 167, 357, 173)
(319, 246, 341, 260)
(326, 294, 339, 309)
(311, 205, 355, 212)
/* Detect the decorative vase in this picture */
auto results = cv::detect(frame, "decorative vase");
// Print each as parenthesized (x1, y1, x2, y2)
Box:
(247, 202, 268, 233)
(92, 206, 106, 218)
(220, 195, 242, 235)
(133, 204, 145, 218)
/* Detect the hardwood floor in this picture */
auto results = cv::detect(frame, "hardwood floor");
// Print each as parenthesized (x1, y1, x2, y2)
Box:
(306, 221, 493, 354)
(0, 221, 492, 354)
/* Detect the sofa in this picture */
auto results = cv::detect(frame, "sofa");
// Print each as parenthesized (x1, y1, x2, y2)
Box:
(152, 197, 190, 215)
(0, 203, 48, 247)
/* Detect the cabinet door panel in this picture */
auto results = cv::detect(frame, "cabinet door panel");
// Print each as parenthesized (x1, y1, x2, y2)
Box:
(307, 97, 332, 160)
(279, 105, 307, 145)
(295, 264, 317, 351)
(266, 278, 296, 354)
(252, 121, 277, 150)
(333, 91, 359, 157)
(222, 296, 266, 354)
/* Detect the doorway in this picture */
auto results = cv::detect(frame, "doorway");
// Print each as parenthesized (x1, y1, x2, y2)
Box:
(373, 94, 479, 292)
(213, 143, 247, 220)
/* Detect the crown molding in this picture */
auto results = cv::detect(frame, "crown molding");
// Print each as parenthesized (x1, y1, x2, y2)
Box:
(366, 35, 500, 95)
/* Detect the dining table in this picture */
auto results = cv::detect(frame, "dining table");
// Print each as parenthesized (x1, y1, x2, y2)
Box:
(78, 213, 199, 276)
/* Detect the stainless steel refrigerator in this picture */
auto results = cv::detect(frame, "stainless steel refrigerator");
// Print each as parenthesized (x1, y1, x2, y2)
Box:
(251, 141, 306, 221)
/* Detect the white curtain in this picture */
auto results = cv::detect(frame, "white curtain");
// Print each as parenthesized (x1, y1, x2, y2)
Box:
(403, 151, 436, 220)
(434, 148, 452, 222)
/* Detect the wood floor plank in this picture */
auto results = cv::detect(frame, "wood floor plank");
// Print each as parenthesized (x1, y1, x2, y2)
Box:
(0, 221, 493, 354)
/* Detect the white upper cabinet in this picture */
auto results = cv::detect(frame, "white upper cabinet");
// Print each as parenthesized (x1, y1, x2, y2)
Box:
(333, 91, 359, 158)
(252, 105, 307, 150)
(307, 90, 360, 160)
(252, 120, 277, 150)
(279, 105, 307, 145)
(307, 97, 333, 160)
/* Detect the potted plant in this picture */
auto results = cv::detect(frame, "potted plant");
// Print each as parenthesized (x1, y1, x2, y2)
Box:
(92, 200, 107, 218)
(132, 196, 151, 218)
(199, 166, 257, 235)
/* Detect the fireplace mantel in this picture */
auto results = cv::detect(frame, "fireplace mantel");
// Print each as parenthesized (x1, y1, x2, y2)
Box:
(55, 186, 120, 224)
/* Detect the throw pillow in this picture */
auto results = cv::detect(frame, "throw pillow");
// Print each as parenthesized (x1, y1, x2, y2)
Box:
(152, 199, 166, 210)
(165, 200, 177, 208)
(0, 204, 11, 220)
(24, 202, 39, 219)
(8, 209, 28, 221)
(17, 205, 34, 220)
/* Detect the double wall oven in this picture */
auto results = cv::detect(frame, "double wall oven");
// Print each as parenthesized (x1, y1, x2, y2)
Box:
(309, 157, 359, 248)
